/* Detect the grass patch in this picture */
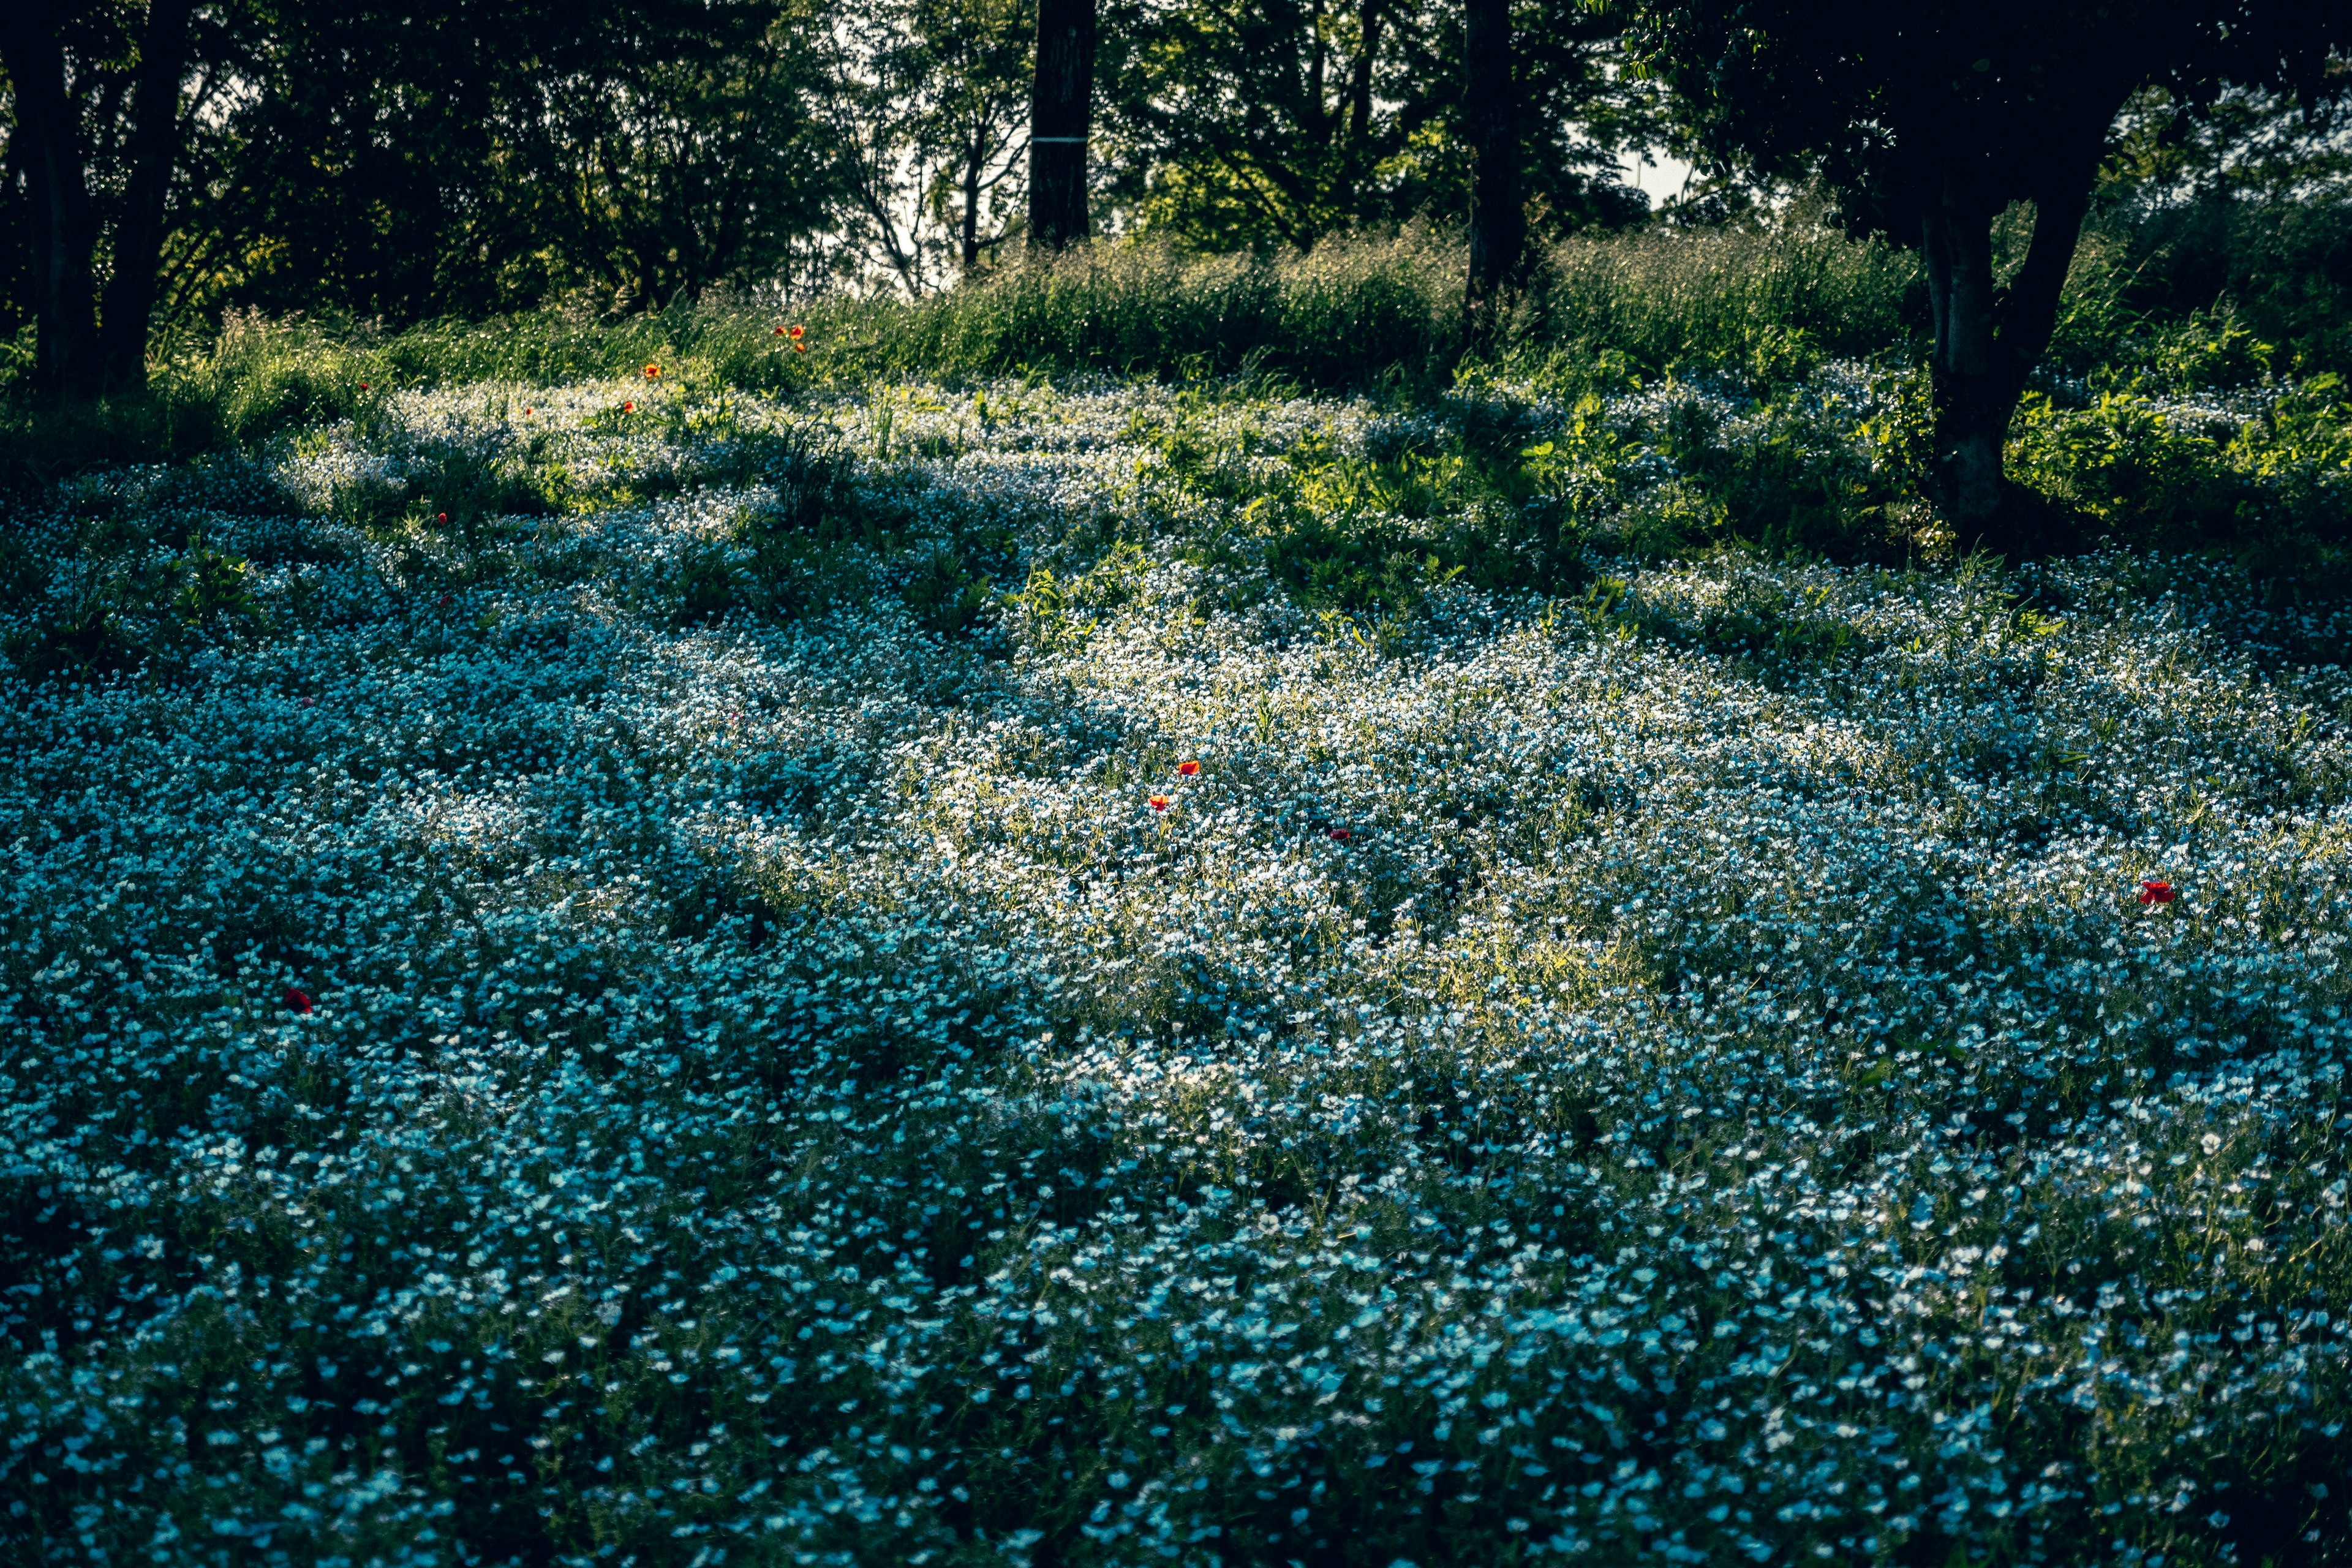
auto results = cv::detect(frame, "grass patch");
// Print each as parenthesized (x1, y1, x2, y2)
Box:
(2, 230, 2352, 1568)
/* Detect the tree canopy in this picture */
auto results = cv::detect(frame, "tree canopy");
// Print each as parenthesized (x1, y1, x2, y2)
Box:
(0, 0, 1664, 382)
(4, 0, 2347, 440)
(1607, 0, 2352, 545)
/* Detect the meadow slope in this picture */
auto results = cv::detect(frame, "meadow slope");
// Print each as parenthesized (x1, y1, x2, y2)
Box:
(4, 363, 2352, 1567)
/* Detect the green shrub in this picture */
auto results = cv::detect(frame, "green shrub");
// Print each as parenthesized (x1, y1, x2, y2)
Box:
(2008, 379, 2352, 557)
(6, 530, 268, 680)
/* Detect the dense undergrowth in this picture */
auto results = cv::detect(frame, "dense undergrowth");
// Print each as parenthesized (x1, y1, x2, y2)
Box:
(3, 217, 2352, 1567)
(8, 206, 2351, 576)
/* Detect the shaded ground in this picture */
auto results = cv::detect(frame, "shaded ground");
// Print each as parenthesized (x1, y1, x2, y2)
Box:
(3, 368, 2351, 1566)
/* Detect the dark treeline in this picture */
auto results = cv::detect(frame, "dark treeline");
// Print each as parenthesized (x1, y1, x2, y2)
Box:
(0, 0, 1660, 357)
(3, 0, 2351, 548)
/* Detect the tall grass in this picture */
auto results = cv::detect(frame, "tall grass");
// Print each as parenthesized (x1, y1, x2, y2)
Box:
(835, 231, 1467, 384)
(0, 233, 1476, 485)
(1524, 218, 1923, 377)
(10, 201, 2338, 493)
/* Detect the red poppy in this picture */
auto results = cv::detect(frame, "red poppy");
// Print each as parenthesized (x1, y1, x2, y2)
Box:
(1149, 794, 1172, 812)
(792, 342, 806, 354)
(2139, 880, 2176, 905)
(789, 324, 805, 340)
(438, 593, 453, 609)
(644, 363, 662, 379)
(1330, 827, 1352, 842)
(524, 406, 533, 416)
(774, 325, 788, 336)
(358, 381, 370, 391)
(1178, 760, 1200, 776)
(284, 986, 313, 1014)
(622, 400, 636, 413)
(436, 511, 448, 524)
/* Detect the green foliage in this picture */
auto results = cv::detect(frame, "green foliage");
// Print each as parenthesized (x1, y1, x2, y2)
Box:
(7, 220, 2349, 594)
(1608, 0, 2350, 250)
(2049, 195, 2352, 385)
(6, 524, 268, 682)
(190, 0, 838, 328)
(2007, 378, 2352, 568)
(1107, 0, 1656, 254)
(198, 314, 388, 444)
(0, 390, 220, 495)
(1004, 540, 1153, 653)
(837, 232, 1466, 387)
(1520, 212, 1923, 380)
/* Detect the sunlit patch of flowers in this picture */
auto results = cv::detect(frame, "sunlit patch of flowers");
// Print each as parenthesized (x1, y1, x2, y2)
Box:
(2, 368, 2351, 1568)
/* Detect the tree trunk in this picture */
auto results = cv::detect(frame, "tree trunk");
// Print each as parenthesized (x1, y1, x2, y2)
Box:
(1918, 184, 2006, 545)
(962, 148, 982, 271)
(97, 0, 195, 393)
(1348, 0, 1381, 145)
(1462, 0, 1520, 338)
(1, 6, 103, 398)
(1306, 0, 1328, 143)
(1028, 0, 1095, 251)
(1343, 0, 1381, 210)
(1919, 170, 2092, 553)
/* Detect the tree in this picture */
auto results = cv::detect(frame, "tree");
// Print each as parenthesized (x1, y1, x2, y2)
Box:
(1030, 0, 1096, 247)
(817, 0, 1031, 291)
(1102, 0, 1651, 255)
(206, 0, 835, 320)
(1, 0, 200, 395)
(1107, 0, 1394, 251)
(530, 2, 837, 311)
(1462, 0, 1518, 330)
(1607, 1, 2352, 549)
(918, 0, 1033, 272)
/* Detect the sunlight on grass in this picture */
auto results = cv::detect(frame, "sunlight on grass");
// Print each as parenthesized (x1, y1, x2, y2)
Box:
(2, 344, 2351, 1566)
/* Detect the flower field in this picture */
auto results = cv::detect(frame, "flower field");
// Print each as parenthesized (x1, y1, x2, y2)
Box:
(4, 359, 2351, 1567)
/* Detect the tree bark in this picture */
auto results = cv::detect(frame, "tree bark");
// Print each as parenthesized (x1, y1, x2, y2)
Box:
(1028, 0, 1095, 251)
(1919, 181, 2005, 545)
(99, 0, 195, 393)
(1, 4, 103, 398)
(1348, 0, 1381, 146)
(962, 140, 983, 271)
(1919, 167, 2093, 552)
(1463, 0, 1520, 338)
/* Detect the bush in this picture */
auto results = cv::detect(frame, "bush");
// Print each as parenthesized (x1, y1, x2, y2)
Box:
(2008, 377, 2352, 565)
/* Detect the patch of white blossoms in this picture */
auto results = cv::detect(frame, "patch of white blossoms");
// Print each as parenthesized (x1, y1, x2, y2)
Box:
(3, 369, 2350, 1567)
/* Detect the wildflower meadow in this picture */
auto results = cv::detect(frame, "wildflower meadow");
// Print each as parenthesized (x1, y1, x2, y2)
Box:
(4, 296, 2352, 1566)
